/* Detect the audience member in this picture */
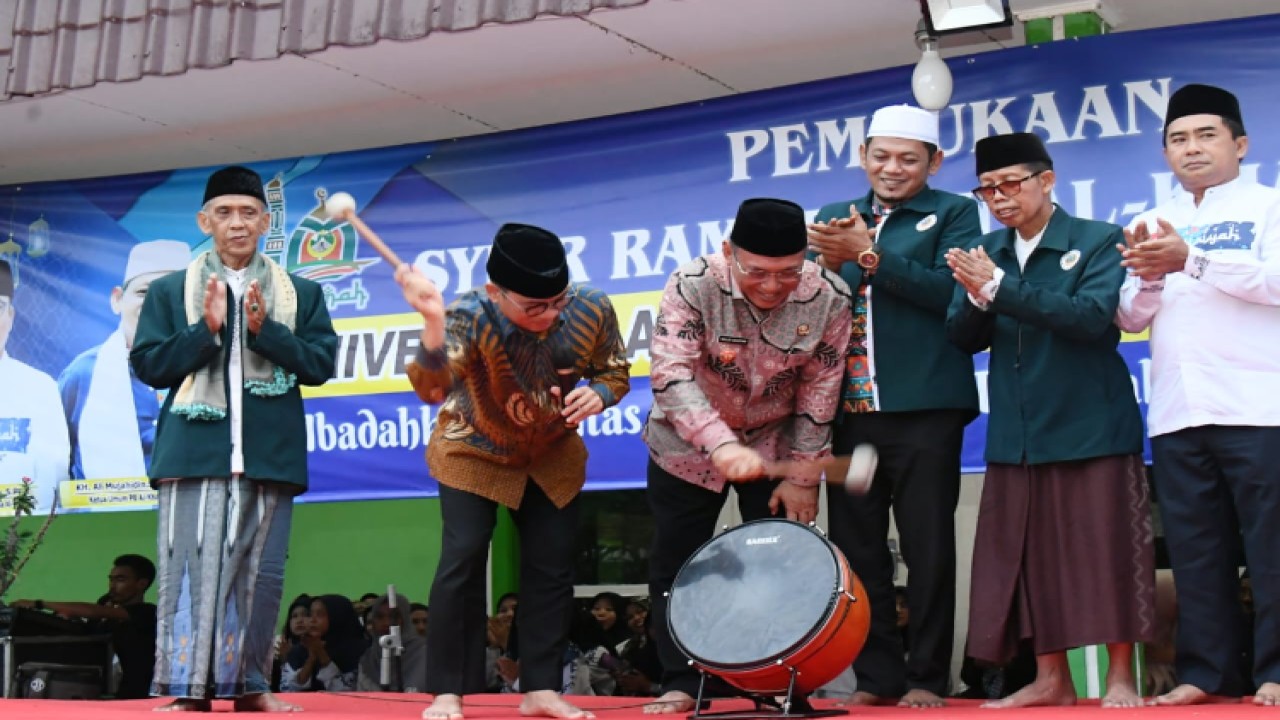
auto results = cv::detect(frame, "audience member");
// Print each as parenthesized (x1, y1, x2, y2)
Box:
(357, 592, 427, 693)
(589, 592, 631, 655)
(410, 602, 430, 638)
(272, 594, 312, 692)
(14, 554, 157, 699)
(281, 594, 367, 692)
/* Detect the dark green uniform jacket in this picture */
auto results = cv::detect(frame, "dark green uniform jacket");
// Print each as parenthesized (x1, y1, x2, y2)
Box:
(130, 268, 337, 492)
(816, 186, 981, 416)
(945, 207, 1143, 465)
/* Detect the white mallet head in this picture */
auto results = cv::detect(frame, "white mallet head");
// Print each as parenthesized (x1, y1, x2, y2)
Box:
(844, 443, 878, 495)
(324, 191, 357, 219)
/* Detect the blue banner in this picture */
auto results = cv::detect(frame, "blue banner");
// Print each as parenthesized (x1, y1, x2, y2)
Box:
(2, 14, 1277, 513)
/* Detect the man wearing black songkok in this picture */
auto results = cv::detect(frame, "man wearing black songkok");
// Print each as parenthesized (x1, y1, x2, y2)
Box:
(1117, 83, 1280, 707)
(641, 198, 853, 713)
(398, 223, 631, 719)
(945, 133, 1154, 709)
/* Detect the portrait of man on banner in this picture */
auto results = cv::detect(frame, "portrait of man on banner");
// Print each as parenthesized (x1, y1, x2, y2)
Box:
(58, 240, 192, 481)
(0, 258, 70, 516)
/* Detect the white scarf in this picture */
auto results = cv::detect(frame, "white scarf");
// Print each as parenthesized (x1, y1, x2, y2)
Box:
(79, 329, 146, 479)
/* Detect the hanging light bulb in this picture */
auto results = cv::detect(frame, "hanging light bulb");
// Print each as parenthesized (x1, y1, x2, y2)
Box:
(912, 24, 953, 111)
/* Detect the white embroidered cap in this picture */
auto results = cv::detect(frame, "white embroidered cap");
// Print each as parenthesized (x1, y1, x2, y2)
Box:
(123, 240, 191, 287)
(867, 104, 941, 146)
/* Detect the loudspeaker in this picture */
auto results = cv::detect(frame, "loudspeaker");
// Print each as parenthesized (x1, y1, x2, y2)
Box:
(18, 662, 103, 700)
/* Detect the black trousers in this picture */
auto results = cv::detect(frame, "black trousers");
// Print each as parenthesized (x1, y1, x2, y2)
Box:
(828, 409, 969, 697)
(646, 458, 779, 697)
(1152, 425, 1280, 696)
(424, 481, 579, 695)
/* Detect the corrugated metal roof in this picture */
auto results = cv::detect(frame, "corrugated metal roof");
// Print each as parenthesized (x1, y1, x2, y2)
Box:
(0, 0, 648, 101)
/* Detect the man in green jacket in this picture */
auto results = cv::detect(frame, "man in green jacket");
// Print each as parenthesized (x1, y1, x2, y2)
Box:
(808, 104, 980, 708)
(131, 165, 338, 711)
(945, 133, 1153, 709)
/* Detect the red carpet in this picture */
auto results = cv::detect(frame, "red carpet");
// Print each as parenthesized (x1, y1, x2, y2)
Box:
(0, 693, 1276, 719)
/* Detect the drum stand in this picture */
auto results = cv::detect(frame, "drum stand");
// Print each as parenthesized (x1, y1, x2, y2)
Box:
(687, 668, 847, 720)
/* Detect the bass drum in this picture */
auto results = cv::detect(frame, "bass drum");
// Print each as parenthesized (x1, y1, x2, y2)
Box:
(668, 519, 870, 695)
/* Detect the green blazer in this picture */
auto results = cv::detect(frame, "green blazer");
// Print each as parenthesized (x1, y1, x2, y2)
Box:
(945, 207, 1143, 465)
(816, 186, 981, 415)
(130, 268, 338, 492)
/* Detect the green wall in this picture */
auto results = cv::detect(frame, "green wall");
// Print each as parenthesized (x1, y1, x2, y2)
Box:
(6, 497, 465, 622)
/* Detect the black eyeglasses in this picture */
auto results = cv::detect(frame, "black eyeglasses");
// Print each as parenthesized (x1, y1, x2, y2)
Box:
(971, 171, 1045, 202)
(731, 249, 805, 282)
(498, 286, 576, 317)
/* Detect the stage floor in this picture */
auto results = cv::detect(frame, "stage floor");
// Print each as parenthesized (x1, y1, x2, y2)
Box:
(0, 693, 1275, 718)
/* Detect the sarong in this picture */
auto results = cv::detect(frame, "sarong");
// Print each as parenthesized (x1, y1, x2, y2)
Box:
(152, 477, 292, 698)
(967, 454, 1156, 663)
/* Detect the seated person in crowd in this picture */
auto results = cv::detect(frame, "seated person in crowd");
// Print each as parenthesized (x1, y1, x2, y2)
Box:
(589, 592, 631, 656)
(280, 594, 367, 692)
(615, 599, 662, 697)
(272, 594, 312, 693)
(410, 602, 430, 638)
(12, 554, 157, 699)
(486, 593, 519, 691)
(357, 593, 427, 693)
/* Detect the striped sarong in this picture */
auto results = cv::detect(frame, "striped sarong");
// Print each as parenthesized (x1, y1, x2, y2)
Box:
(152, 477, 292, 699)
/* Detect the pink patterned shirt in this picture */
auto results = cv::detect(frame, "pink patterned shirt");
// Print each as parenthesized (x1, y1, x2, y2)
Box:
(643, 253, 852, 491)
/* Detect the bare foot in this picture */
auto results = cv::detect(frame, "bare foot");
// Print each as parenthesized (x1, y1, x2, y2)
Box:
(898, 689, 946, 708)
(837, 691, 884, 707)
(424, 694, 464, 720)
(234, 692, 303, 712)
(1101, 679, 1143, 708)
(154, 698, 213, 712)
(644, 690, 696, 714)
(520, 690, 594, 719)
(981, 678, 1076, 709)
(1149, 683, 1233, 706)
(1254, 682, 1280, 706)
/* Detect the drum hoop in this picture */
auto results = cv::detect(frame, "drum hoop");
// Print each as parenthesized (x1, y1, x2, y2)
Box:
(668, 519, 846, 671)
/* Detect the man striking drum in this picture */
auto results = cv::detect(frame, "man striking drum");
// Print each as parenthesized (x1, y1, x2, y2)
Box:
(398, 223, 630, 720)
(642, 198, 852, 713)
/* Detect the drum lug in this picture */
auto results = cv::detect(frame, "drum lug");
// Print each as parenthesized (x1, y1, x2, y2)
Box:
(806, 521, 828, 537)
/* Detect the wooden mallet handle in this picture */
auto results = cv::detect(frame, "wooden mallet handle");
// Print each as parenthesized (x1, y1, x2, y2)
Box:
(337, 209, 404, 268)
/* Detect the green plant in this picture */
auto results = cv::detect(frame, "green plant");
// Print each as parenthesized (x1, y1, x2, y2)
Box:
(0, 477, 58, 601)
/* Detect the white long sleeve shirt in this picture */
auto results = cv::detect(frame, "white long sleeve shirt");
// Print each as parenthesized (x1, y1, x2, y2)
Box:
(1116, 175, 1280, 437)
(0, 353, 71, 514)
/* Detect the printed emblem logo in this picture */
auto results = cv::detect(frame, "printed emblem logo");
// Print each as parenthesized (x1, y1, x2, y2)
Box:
(1182, 221, 1256, 252)
(1060, 249, 1082, 271)
(797, 324, 811, 336)
(262, 179, 380, 312)
(916, 214, 938, 232)
(746, 535, 780, 545)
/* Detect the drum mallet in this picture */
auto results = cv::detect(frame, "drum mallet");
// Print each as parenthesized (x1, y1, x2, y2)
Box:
(766, 443, 879, 495)
(324, 192, 405, 268)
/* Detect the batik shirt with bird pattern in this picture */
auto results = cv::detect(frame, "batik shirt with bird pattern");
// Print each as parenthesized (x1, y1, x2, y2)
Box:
(406, 284, 630, 509)
(643, 253, 853, 492)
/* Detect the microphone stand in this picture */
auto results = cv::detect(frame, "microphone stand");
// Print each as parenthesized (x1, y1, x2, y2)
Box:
(379, 584, 405, 692)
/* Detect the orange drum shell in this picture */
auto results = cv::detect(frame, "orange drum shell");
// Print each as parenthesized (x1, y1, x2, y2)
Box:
(692, 546, 871, 695)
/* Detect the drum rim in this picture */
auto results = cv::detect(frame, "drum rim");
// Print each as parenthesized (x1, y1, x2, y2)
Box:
(667, 519, 845, 671)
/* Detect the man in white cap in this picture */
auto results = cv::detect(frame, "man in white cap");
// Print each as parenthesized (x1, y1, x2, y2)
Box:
(807, 104, 981, 707)
(0, 258, 70, 515)
(59, 240, 190, 480)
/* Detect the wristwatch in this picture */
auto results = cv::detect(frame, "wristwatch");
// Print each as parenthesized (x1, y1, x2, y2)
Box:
(856, 243, 882, 273)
